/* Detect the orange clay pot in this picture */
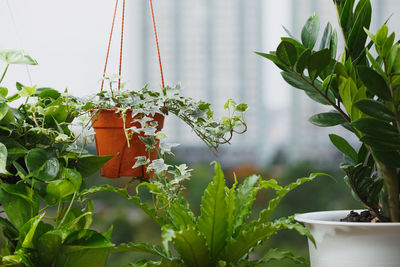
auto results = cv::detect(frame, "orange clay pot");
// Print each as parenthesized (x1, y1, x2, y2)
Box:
(91, 109, 164, 178)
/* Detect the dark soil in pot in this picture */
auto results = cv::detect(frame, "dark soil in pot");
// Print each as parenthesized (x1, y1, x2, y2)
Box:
(340, 210, 378, 222)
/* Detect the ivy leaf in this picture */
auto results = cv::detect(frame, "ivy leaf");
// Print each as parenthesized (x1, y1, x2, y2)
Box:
(197, 162, 228, 261)
(301, 13, 320, 49)
(329, 134, 358, 163)
(0, 49, 38, 65)
(147, 159, 170, 173)
(0, 142, 11, 175)
(309, 111, 346, 127)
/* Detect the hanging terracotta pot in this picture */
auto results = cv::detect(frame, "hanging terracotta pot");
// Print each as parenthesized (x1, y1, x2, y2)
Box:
(91, 109, 164, 178)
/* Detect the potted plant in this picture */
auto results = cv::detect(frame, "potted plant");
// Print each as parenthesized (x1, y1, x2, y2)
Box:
(257, 0, 400, 265)
(81, 157, 323, 266)
(83, 78, 248, 179)
(0, 50, 114, 267)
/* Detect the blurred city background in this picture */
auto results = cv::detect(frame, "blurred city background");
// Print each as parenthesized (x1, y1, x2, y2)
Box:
(1, 0, 400, 266)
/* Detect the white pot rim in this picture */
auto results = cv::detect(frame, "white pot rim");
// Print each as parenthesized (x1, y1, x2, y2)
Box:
(295, 209, 400, 227)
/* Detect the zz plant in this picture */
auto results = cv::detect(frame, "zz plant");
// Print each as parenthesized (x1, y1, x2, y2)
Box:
(257, 0, 400, 222)
(0, 50, 113, 267)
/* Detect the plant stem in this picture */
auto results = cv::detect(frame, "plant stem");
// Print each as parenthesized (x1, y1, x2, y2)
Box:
(299, 74, 351, 122)
(0, 64, 9, 84)
(378, 163, 400, 222)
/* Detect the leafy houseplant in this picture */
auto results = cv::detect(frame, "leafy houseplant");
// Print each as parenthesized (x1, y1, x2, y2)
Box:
(257, 0, 400, 265)
(82, 162, 320, 267)
(0, 50, 113, 267)
(84, 77, 248, 179)
(257, 0, 400, 223)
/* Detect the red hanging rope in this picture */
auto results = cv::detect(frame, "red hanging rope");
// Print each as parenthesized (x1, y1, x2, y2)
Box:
(101, 0, 119, 91)
(118, 0, 126, 90)
(149, 0, 165, 89)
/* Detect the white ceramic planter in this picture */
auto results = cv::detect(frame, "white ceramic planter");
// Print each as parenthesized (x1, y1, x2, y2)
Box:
(295, 210, 400, 267)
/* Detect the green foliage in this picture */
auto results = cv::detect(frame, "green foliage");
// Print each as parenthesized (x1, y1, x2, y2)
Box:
(109, 162, 320, 266)
(258, 0, 400, 222)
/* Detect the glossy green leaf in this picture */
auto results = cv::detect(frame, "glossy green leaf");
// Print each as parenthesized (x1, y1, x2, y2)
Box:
(281, 71, 333, 105)
(37, 231, 62, 265)
(339, 0, 355, 31)
(0, 142, 11, 175)
(354, 99, 395, 122)
(36, 158, 60, 181)
(0, 87, 7, 97)
(35, 88, 61, 99)
(371, 149, 400, 167)
(351, 117, 399, 138)
(47, 180, 76, 200)
(308, 49, 332, 81)
(301, 13, 320, 49)
(330, 29, 338, 58)
(347, 0, 371, 61)
(295, 49, 311, 74)
(25, 148, 48, 174)
(255, 52, 289, 71)
(276, 41, 297, 67)
(309, 111, 347, 127)
(19, 213, 45, 249)
(63, 168, 82, 190)
(0, 103, 9, 121)
(361, 135, 400, 151)
(75, 155, 112, 178)
(62, 229, 113, 250)
(0, 49, 38, 65)
(375, 25, 388, 46)
(358, 66, 391, 100)
(18, 86, 36, 97)
(329, 134, 358, 162)
(197, 162, 228, 260)
(320, 23, 333, 50)
(0, 186, 33, 229)
(173, 226, 210, 267)
(232, 175, 261, 237)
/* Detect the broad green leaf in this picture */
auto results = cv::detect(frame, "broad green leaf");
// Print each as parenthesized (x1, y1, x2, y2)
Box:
(47, 179, 76, 200)
(255, 52, 289, 71)
(0, 49, 38, 65)
(347, 0, 371, 61)
(35, 87, 61, 99)
(276, 41, 297, 67)
(75, 155, 113, 178)
(329, 134, 358, 163)
(309, 111, 347, 127)
(372, 149, 400, 167)
(18, 86, 36, 97)
(308, 49, 332, 81)
(383, 32, 396, 66)
(0, 142, 11, 175)
(366, 49, 386, 77)
(375, 25, 388, 47)
(0, 87, 7, 97)
(357, 66, 391, 100)
(63, 168, 82, 190)
(36, 158, 60, 181)
(281, 71, 333, 105)
(339, 0, 355, 31)
(320, 23, 333, 50)
(354, 99, 395, 122)
(0, 186, 34, 229)
(37, 231, 63, 265)
(197, 162, 228, 261)
(330, 29, 338, 59)
(301, 13, 320, 49)
(173, 226, 210, 267)
(25, 148, 48, 174)
(166, 201, 195, 230)
(338, 76, 358, 118)
(20, 213, 45, 249)
(62, 229, 113, 251)
(295, 49, 311, 74)
(0, 103, 9, 121)
(361, 135, 400, 151)
(351, 117, 399, 138)
(232, 175, 261, 237)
